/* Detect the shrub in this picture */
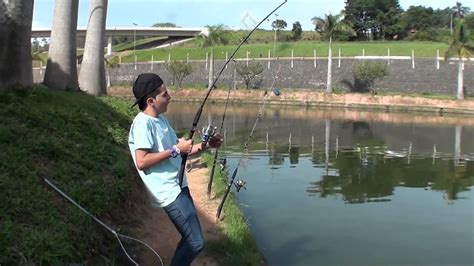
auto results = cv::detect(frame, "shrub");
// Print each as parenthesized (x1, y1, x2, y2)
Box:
(236, 62, 264, 89)
(165, 60, 193, 88)
(353, 61, 389, 94)
(405, 29, 443, 42)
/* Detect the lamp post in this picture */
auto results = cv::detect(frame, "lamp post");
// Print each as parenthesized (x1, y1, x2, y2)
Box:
(273, 13, 278, 58)
(133, 22, 137, 54)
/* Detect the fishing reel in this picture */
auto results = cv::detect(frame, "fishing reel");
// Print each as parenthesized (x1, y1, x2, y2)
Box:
(200, 125, 217, 144)
(219, 158, 227, 170)
(233, 179, 247, 192)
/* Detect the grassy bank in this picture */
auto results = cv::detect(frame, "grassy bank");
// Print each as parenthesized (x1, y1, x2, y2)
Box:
(112, 41, 448, 64)
(0, 87, 144, 264)
(109, 86, 474, 115)
(200, 152, 263, 266)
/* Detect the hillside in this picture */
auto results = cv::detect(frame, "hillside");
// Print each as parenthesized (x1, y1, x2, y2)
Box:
(0, 87, 144, 264)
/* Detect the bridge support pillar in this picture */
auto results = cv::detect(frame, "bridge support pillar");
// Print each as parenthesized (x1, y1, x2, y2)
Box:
(107, 36, 112, 56)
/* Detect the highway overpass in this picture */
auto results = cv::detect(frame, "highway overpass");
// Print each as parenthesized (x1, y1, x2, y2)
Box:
(32, 26, 208, 55)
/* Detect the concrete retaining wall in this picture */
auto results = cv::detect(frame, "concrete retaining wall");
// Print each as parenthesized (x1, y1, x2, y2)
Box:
(33, 57, 473, 95)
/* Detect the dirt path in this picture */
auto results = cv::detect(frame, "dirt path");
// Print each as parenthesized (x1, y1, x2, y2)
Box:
(137, 158, 222, 266)
(108, 87, 474, 115)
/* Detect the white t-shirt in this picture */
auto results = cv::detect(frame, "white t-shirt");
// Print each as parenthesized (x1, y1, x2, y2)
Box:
(128, 112, 187, 207)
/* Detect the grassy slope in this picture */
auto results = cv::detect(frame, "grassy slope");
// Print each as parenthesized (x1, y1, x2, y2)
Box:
(33, 30, 450, 67)
(0, 87, 140, 264)
(112, 36, 168, 52)
(115, 41, 448, 63)
(110, 29, 449, 63)
(201, 152, 263, 266)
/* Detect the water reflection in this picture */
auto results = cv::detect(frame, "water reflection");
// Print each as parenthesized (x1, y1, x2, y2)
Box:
(167, 103, 474, 203)
(309, 122, 472, 203)
(167, 103, 474, 265)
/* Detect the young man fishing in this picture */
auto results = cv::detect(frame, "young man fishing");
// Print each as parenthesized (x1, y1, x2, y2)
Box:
(128, 73, 223, 265)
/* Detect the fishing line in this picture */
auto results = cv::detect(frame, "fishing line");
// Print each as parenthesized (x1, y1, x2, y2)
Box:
(44, 177, 163, 266)
(216, 65, 282, 220)
(206, 63, 236, 198)
(178, 0, 288, 187)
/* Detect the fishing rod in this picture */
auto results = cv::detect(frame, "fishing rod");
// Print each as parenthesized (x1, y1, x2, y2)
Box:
(216, 65, 282, 220)
(206, 66, 236, 198)
(178, 0, 288, 187)
(43, 177, 163, 266)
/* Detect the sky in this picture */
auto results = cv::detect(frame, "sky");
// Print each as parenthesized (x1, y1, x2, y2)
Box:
(33, 0, 472, 31)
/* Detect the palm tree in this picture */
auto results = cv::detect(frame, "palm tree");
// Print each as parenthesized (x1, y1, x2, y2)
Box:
(78, 0, 108, 95)
(0, 0, 34, 88)
(452, 2, 471, 18)
(450, 2, 471, 35)
(311, 13, 354, 93)
(445, 19, 474, 100)
(43, 0, 79, 90)
(200, 24, 229, 47)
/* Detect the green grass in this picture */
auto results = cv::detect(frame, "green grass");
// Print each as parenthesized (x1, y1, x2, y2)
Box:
(32, 29, 451, 67)
(113, 41, 449, 63)
(0, 87, 140, 264)
(200, 152, 263, 266)
(112, 36, 168, 52)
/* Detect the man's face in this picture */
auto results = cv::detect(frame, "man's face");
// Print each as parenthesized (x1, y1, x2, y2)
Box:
(150, 85, 171, 114)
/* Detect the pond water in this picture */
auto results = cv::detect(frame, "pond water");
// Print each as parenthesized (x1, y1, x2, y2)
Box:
(167, 102, 474, 266)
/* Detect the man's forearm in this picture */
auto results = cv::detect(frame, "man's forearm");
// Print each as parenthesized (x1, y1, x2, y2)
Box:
(135, 149, 172, 170)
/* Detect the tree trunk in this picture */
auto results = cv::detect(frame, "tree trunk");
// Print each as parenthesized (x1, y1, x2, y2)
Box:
(326, 37, 332, 93)
(456, 58, 464, 100)
(43, 0, 79, 90)
(208, 47, 214, 89)
(78, 0, 108, 96)
(0, 0, 33, 88)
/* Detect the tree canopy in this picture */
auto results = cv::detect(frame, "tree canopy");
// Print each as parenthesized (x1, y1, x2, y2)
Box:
(291, 21, 302, 41)
(152, 22, 177, 27)
(343, 0, 403, 40)
(200, 24, 229, 47)
(311, 14, 355, 41)
(402, 6, 436, 31)
(271, 19, 287, 31)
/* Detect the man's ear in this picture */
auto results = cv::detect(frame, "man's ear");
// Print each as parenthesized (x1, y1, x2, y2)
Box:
(145, 97, 154, 106)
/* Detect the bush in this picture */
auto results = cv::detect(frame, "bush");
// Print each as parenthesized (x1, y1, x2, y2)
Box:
(165, 60, 193, 88)
(301, 31, 321, 41)
(236, 62, 264, 89)
(353, 61, 389, 94)
(405, 29, 447, 42)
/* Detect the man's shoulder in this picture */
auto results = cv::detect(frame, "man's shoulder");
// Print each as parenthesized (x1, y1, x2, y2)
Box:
(134, 112, 157, 122)
(132, 112, 153, 128)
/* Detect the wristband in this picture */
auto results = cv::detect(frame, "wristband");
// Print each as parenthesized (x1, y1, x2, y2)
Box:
(170, 145, 180, 158)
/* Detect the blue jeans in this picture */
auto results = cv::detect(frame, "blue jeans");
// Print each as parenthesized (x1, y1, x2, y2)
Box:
(164, 187, 205, 266)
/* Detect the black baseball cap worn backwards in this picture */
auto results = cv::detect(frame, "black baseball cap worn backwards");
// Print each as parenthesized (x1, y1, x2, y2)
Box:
(131, 73, 164, 107)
